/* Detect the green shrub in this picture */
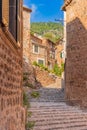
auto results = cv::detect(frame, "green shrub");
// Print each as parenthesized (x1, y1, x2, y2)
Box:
(31, 91, 40, 98)
(25, 82, 35, 89)
(33, 61, 48, 71)
(33, 61, 38, 66)
(53, 63, 64, 77)
(26, 121, 35, 129)
(27, 111, 32, 117)
(23, 92, 30, 108)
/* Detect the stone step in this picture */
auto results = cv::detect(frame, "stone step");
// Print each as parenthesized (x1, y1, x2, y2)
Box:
(29, 115, 87, 122)
(30, 114, 87, 120)
(29, 107, 83, 111)
(27, 88, 87, 130)
(33, 122, 87, 130)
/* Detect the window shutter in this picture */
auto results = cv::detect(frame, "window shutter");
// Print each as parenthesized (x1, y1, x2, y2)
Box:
(0, 1, 2, 23)
(17, 0, 21, 44)
(0, 0, 9, 27)
(60, 52, 62, 58)
(9, 0, 17, 40)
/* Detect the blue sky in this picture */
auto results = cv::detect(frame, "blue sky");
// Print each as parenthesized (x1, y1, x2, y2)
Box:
(24, 0, 64, 22)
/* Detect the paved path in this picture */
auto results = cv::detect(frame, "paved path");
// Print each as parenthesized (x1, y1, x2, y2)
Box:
(27, 88, 87, 130)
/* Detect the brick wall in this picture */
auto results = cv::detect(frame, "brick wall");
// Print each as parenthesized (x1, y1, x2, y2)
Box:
(0, 28, 25, 129)
(63, 0, 87, 107)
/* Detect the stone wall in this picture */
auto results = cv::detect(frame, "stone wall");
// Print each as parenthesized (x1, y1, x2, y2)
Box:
(30, 34, 48, 67)
(23, 7, 40, 88)
(0, 28, 25, 130)
(55, 40, 64, 67)
(35, 67, 56, 87)
(30, 34, 56, 69)
(63, 0, 87, 107)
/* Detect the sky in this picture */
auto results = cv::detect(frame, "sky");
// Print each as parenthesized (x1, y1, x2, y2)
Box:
(24, 0, 64, 22)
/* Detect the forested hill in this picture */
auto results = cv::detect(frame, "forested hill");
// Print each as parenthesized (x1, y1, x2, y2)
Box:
(31, 22, 63, 43)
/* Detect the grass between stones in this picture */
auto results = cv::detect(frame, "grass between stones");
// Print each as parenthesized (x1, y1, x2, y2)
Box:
(31, 91, 40, 98)
(26, 121, 35, 130)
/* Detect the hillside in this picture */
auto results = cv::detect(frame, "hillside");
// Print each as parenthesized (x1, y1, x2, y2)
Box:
(31, 22, 63, 43)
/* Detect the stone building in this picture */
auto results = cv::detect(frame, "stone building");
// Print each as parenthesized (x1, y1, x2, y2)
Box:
(30, 34, 56, 70)
(23, 7, 41, 88)
(55, 39, 64, 67)
(23, 6, 32, 60)
(30, 34, 47, 66)
(0, 0, 25, 130)
(62, 0, 87, 107)
(45, 39, 56, 70)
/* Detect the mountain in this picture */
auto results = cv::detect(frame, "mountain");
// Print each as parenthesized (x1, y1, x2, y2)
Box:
(31, 22, 63, 43)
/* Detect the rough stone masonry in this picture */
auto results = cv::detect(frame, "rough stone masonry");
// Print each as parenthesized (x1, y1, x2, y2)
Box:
(0, 0, 26, 130)
(62, 0, 87, 107)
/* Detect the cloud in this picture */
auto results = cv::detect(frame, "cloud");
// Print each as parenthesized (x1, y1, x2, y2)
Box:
(31, 4, 37, 13)
(30, 4, 38, 21)
(23, 4, 29, 8)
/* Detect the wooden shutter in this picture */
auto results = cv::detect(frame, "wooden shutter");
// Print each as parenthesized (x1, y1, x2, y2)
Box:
(0, 1, 2, 23)
(17, 0, 21, 44)
(9, 0, 17, 40)
(0, 0, 9, 26)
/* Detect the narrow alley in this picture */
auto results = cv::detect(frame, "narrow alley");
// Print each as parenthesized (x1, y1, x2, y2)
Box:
(1, 0, 87, 130)
(27, 88, 87, 130)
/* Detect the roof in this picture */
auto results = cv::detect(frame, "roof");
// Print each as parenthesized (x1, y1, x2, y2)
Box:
(23, 6, 32, 12)
(46, 39, 55, 45)
(62, 0, 73, 11)
(31, 34, 42, 41)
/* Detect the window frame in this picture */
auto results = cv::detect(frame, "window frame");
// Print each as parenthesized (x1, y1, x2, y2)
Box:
(37, 58, 45, 65)
(33, 44, 39, 54)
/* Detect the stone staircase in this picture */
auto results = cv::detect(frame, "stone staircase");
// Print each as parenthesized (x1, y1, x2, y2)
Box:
(27, 88, 87, 130)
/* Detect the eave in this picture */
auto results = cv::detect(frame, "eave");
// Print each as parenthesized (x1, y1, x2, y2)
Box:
(62, 0, 73, 11)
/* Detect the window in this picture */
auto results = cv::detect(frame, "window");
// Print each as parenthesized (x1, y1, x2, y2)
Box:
(50, 51, 55, 59)
(0, 0, 22, 43)
(33, 45, 39, 53)
(9, 0, 17, 40)
(38, 59, 45, 65)
(0, 0, 9, 27)
(60, 51, 64, 59)
(9, 0, 22, 43)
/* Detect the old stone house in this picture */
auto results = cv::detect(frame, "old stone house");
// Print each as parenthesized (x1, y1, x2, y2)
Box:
(0, 0, 25, 130)
(23, 6, 39, 88)
(30, 34, 47, 66)
(30, 34, 56, 70)
(44, 38, 56, 70)
(62, 0, 87, 107)
(55, 39, 64, 67)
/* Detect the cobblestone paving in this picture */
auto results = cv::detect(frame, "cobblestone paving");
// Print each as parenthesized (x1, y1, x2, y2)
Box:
(27, 88, 87, 130)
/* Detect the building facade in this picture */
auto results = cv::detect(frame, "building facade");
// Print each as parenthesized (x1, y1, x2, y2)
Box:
(62, 0, 87, 107)
(0, 0, 25, 130)
(30, 34, 47, 66)
(30, 34, 56, 69)
(55, 39, 64, 67)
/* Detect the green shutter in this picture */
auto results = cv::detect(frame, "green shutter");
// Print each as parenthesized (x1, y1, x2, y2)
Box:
(60, 52, 62, 58)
